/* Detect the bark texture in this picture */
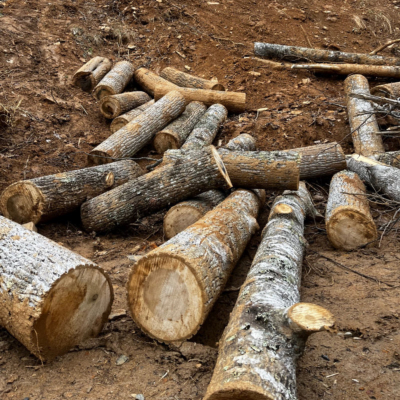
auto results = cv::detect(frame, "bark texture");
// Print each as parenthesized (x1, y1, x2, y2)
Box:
(134, 68, 178, 96)
(128, 189, 264, 343)
(375, 151, 400, 169)
(0, 216, 113, 361)
(371, 82, 400, 98)
(110, 100, 154, 133)
(100, 91, 151, 119)
(0, 160, 144, 224)
(222, 134, 257, 152)
(88, 91, 187, 165)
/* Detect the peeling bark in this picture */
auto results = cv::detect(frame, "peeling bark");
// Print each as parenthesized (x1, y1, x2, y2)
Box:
(134, 68, 178, 96)
(110, 100, 154, 133)
(100, 91, 151, 119)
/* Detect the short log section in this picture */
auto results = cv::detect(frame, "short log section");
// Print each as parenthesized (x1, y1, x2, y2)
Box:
(134, 68, 178, 96)
(100, 91, 151, 119)
(110, 100, 154, 133)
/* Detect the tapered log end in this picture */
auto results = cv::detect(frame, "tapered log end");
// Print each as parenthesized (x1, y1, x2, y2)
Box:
(153, 130, 180, 154)
(204, 382, 273, 400)
(72, 72, 96, 93)
(163, 206, 204, 240)
(87, 150, 113, 166)
(94, 86, 115, 101)
(100, 96, 121, 119)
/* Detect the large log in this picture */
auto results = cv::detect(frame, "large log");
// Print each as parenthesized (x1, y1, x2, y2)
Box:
(0, 216, 113, 361)
(0, 160, 144, 224)
(204, 185, 334, 400)
(100, 91, 151, 119)
(154, 85, 246, 113)
(153, 101, 207, 154)
(127, 188, 264, 343)
(72, 56, 112, 93)
(81, 146, 232, 233)
(326, 169, 377, 250)
(88, 91, 187, 166)
(160, 67, 225, 91)
(93, 61, 135, 100)
(134, 68, 178, 96)
(110, 100, 154, 133)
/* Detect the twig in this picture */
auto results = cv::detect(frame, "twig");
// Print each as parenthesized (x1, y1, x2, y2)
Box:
(370, 39, 400, 55)
(146, 158, 163, 171)
(300, 25, 313, 48)
(349, 92, 400, 107)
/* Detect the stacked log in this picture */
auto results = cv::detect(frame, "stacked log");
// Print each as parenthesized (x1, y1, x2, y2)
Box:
(375, 151, 400, 168)
(371, 82, 400, 125)
(110, 100, 154, 133)
(134, 68, 178, 96)
(72, 56, 112, 92)
(100, 91, 151, 119)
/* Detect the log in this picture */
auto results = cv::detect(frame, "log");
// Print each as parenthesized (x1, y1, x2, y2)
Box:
(160, 67, 225, 91)
(375, 151, 400, 168)
(0, 160, 144, 224)
(345, 75, 385, 157)
(0, 216, 113, 361)
(81, 146, 232, 232)
(72, 56, 112, 93)
(110, 100, 154, 133)
(204, 185, 334, 400)
(93, 61, 135, 100)
(99, 91, 151, 119)
(153, 101, 207, 154)
(221, 133, 257, 152)
(154, 85, 246, 113)
(181, 104, 228, 150)
(134, 68, 178, 96)
(371, 82, 400, 98)
(326, 169, 377, 250)
(127, 188, 265, 342)
(254, 42, 400, 66)
(88, 91, 187, 166)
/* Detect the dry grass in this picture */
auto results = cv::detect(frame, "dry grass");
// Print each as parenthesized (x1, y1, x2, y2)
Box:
(0, 99, 22, 128)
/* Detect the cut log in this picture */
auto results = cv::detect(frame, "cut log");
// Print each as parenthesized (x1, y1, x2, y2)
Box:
(204, 185, 334, 400)
(81, 146, 232, 232)
(93, 61, 135, 100)
(375, 151, 400, 168)
(88, 91, 187, 166)
(345, 75, 384, 157)
(100, 91, 151, 119)
(128, 188, 264, 343)
(160, 67, 225, 91)
(371, 82, 400, 98)
(221, 133, 257, 152)
(110, 100, 154, 133)
(326, 169, 377, 250)
(0, 216, 113, 361)
(154, 85, 246, 113)
(0, 160, 144, 224)
(181, 104, 228, 150)
(72, 56, 112, 93)
(134, 68, 178, 96)
(153, 101, 207, 153)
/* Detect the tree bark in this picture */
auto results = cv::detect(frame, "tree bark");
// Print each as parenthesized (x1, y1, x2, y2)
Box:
(345, 75, 385, 157)
(204, 185, 334, 400)
(110, 100, 154, 133)
(72, 56, 112, 93)
(81, 146, 232, 233)
(222, 133, 257, 152)
(93, 61, 135, 100)
(134, 68, 178, 96)
(326, 169, 377, 250)
(0, 160, 144, 224)
(371, 82, 400, 98)
(375, 150, 400, 168)
(160, 67, 225, 91)
(100, 91, 151, 119)
(0, 216, 113, 361)
(153, 101, 207, 154)
(154, 85, 246, 113)
(127, 189, 264, 343)
(88, 91, 187, 165)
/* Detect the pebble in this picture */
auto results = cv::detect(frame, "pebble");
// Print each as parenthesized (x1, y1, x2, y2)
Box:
(344, 331, 353, 338)
(116, 355, 129, 366)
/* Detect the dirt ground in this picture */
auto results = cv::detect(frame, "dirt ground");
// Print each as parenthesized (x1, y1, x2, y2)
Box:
(1, 0, 400, 398)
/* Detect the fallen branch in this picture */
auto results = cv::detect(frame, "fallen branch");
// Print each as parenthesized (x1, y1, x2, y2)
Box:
(370, 39, 400, 55)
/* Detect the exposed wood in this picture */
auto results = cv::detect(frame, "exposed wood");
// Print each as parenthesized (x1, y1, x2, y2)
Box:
(88, 91, 187, 165)
(100, 91, 151, 119)
(253, 57, 293, 70)
(326, 169, 377, 250)
(0, 216, 113, 361)
(204, 185, 334, 400)
(72, 56, 112, 93)
(128, 189, 264, 343)
(22, 221, 37, 232)
(221, 133, 257, 152)
(110, 100, 154, 133)
(0, 160, 144, 224)
(133, 68, 178, 96)
(375, 150, 400, 168)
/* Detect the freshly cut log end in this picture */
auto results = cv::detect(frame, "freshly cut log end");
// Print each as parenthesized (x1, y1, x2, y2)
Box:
(72, 56, 112, 92)
(100, 91, 151, 119)
(274, 203, 293, 215)
(134, 68, 178, 96)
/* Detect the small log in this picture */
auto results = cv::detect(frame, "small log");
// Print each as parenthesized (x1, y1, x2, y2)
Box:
(134, 68, 178, 96)
(93, 61, 135, 100)
(221, 133, 257, 152)
(375, 151, 400, 168)
(181, 104, 228, 150)
(72, 56, 112, 92)
(110, 100, 154, 133)
(81, 146, 232, 232)
(0, 160, 144, 224)
(160, 67, 225, 91)
(154, 85, 246, 113)
(153, 101, 207, 154)
(88, 91, 187, 165)
(326, 169, 377, 250)
(0, 216, 113, 361)
(371, 82, 400, 98)
(345, 75, 385, 157)
(128, 188, 264, 342)
(204, 185, 334, 400)
(99, 91, 151, 119)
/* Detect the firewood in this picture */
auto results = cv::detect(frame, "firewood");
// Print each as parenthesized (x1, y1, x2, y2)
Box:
(221, 133, 257, 152)
(88, 91, 187, 165)
(93, 61, 135, 100)
(204, 185, 334, 400)
(0, 160, 144, 224)
(110, 100, 154, 133)
(375, 151, 400, 168)
(127, 188, 265, 343)
(72, 56, 112, 92)
(81, 146, 232, 232)
(326, 169, 377, 250)
(134, 68, 178, 96)
(0, 216, 113, 361)
(160, 67, 225, 91)
(153, 101, 207, 154)
(100, 91, 151, 119)
(371, 82, 400, 98)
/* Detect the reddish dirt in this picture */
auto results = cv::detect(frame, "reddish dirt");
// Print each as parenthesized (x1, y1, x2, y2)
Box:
(1, 0, 400, 399)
